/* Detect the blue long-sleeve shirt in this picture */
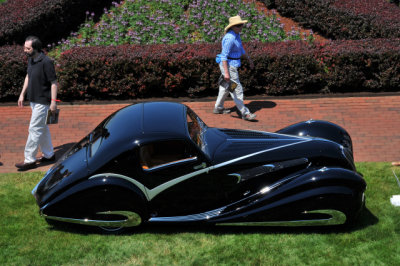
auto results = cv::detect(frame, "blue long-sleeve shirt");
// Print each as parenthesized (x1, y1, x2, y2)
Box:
(220, 30, 246, 68)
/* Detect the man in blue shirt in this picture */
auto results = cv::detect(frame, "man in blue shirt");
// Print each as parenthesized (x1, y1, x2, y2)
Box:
(214, 15, 256, 121)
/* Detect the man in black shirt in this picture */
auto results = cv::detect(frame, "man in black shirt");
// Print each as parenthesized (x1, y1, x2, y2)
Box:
(15, 36, 58, 170)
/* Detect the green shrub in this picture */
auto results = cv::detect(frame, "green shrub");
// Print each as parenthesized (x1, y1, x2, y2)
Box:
(0, 46, 26, 101)
(51, 39, 400, 101)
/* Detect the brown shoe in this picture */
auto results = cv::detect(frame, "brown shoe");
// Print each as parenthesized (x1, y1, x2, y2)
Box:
(37, 154, 56, 163)
(15, 161, 37, 170)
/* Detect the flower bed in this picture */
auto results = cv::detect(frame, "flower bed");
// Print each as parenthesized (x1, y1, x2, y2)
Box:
(52, 0, 308, 55)
(264, 0, 400, 39)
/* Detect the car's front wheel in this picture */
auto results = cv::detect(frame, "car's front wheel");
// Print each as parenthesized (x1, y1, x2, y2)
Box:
(97, 210, 143, 233)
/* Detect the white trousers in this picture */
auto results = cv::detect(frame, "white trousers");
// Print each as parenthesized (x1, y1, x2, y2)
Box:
(24, 102, 54, 163)
(214, 64, 250, 116)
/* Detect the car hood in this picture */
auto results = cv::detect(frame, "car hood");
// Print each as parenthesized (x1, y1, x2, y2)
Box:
(209, 128, 351, 168)
(32, 139, 89, 207)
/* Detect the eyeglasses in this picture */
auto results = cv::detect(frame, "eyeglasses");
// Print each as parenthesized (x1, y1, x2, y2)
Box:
(235, 24, 244, 28)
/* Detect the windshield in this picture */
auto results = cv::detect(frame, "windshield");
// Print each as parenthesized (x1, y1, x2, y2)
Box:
(186, 108, 208, 152)
(88, 115, 113, 158)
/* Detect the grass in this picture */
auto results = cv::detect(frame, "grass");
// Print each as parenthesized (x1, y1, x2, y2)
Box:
(1, 163, 400, 265)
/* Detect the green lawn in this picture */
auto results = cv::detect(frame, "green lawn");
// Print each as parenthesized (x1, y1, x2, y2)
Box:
(1, 163, 400, 265)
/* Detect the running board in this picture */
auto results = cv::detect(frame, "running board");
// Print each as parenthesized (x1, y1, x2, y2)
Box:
(149, 207, 226, 223)
(41, 210, 142, 227)
(216, 209, 347, 227)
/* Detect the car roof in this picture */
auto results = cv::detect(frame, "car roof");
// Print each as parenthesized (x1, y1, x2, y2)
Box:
(142, 102, 187, 135)
(104, 102, 189, 145)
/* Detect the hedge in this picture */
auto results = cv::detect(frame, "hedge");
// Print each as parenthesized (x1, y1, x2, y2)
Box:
(55, 43, 221, 100)
(0, 0, 115, 46)
(0, 45, 27, 101)
(2, 39, 398, 102)
(54, 39, 400, 99)
(262, 0, 400, 40)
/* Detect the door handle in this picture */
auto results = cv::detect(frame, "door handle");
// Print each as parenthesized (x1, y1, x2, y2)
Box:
(193, 162, 206, 170)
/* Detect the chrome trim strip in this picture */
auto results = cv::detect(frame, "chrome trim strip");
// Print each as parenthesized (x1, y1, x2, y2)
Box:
(227, 130, 312, 140)
(90, 140, 312, 201)
(41, 210, 142, 227)
(216, 209, 347, 227)
(147, 167, 211, 200)
(143, 157, 198, 172)
(149, 207, 226, 222)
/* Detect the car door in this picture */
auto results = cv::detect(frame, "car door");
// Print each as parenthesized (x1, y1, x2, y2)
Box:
(138, 139, 220, 216)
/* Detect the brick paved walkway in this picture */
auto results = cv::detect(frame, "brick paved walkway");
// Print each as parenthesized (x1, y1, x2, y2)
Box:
(1, 95, 399, 173)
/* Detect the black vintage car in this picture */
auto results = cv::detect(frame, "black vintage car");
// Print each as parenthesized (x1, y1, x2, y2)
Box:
(32, 102, 366, 231)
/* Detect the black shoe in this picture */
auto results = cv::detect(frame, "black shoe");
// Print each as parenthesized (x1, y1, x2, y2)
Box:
(37, 154, 56, 163)
(213, 108, 231, 114)
(15, 161, 37, 170)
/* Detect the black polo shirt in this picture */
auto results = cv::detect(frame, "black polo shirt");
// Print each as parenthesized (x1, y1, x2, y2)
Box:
(26, 52, 57, 105)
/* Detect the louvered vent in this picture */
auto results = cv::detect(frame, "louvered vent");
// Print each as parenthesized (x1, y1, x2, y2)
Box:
(220, 129, 277, 139)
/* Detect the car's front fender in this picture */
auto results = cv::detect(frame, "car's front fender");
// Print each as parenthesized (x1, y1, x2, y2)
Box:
(40, 175, 148, 221)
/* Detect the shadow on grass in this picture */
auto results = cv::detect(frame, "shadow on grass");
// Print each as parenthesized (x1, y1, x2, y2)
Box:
(45, 207, 378, 236)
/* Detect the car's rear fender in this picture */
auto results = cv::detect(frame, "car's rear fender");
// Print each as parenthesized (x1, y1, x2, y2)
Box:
(274, 167, 366, 200)
(216, 167, 366, 223)
(276, 120, 353, 153)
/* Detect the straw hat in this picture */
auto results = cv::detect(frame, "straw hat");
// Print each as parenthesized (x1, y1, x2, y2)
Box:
(224, 15, 248, 33)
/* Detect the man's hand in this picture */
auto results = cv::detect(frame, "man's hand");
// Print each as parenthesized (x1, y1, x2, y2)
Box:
(50, 101, 57, 112)
(18, 94, 24, 108)
(224, 73, 230, 82)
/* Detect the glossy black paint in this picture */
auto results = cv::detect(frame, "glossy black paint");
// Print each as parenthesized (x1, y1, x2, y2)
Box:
(32, 102, 366, 230)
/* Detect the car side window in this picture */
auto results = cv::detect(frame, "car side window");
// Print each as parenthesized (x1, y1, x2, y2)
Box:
(187, 113, 200, 145)
(139, 140, 196, 170)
